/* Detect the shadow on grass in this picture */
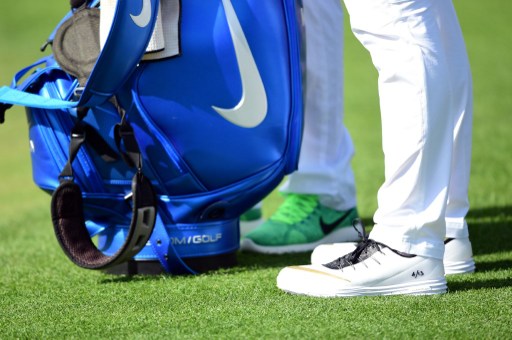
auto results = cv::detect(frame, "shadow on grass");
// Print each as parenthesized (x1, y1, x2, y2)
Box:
(475, 259, 512, 273)
(448, 275, 512, 293)
(466, 205, 512, 256)
(99, 275, 165, 284)
(236, 251, 312, 271)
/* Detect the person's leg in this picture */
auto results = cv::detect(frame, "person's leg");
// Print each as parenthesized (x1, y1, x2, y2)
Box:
(311, 34, 474, 269)
(441, 3, 475, 273)
(240, 0, 360, 253)
(281, 0, 356, 212)
(277, 0, 472, 296)
(358, 0, 459, 261)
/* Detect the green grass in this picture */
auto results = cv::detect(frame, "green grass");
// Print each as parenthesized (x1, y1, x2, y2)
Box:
(1, 1, 512, 338)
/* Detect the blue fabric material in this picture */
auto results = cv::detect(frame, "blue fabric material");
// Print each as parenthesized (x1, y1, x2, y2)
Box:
(0, 87, 76, 109)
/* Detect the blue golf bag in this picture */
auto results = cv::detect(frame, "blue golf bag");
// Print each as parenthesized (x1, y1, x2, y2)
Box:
(0, 0, 303, 274)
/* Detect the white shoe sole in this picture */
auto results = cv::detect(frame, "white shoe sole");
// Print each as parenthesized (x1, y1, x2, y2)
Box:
(240, 225, 362, 254)
(278, 278, 448, 297)
(445, 259, 475, 274)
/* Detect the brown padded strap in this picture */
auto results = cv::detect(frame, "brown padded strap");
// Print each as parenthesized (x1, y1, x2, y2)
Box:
(52, 7, 100, 86)
(51, 173, 156, 270)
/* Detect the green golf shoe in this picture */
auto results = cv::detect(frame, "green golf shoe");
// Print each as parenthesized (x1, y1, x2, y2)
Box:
(240, 194, 361, 254)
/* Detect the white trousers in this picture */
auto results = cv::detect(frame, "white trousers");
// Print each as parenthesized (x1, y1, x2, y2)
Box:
(343, 0, 473, 259)
(280, 0, 358, 212)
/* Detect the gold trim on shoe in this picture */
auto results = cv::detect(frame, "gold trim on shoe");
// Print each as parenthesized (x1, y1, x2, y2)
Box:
(288, 266, 350, 282)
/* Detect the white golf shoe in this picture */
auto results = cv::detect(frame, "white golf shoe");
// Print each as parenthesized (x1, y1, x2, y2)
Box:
(277, 238, 447, 297)
(443, 238, 475, 274)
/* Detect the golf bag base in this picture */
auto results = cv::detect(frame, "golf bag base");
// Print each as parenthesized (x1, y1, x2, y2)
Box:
(105, 252, 238, 276)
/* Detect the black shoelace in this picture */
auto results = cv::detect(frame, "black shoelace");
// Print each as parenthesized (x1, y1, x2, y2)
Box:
(324, 219, 416, 270)
(323, 219, 382, 270)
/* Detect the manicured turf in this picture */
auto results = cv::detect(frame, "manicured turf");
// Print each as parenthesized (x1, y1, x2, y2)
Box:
(1, 1, 511, 338)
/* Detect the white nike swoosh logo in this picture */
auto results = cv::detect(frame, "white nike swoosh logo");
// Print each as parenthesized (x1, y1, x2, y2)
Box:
(212, 0, 268, 128)
(130, 0, 152, 28)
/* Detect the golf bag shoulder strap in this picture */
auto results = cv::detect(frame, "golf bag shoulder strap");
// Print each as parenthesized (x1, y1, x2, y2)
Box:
(78, 0, 160, 107)
(51, 119, 157, 270)
(0, 0, 159, 109)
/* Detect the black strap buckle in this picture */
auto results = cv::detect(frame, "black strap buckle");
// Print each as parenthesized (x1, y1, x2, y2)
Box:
(114, 121, 142, 169)
(58, 123, 86, 181)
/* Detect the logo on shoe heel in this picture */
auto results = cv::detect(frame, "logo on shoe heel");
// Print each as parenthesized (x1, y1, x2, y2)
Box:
(412, 270, 424, 279)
